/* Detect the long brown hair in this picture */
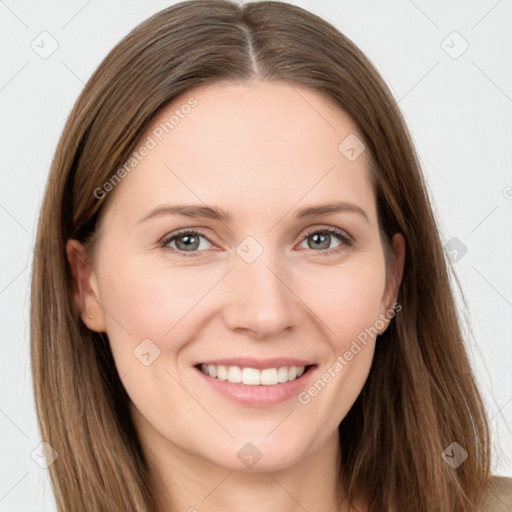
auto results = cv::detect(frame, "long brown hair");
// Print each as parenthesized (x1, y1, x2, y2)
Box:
(30, 1, 490, 510)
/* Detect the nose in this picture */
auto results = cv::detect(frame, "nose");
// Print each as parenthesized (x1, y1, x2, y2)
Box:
(221, 253, 303, 340)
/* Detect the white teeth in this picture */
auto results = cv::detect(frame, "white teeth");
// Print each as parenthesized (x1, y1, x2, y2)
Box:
(217, 365, 228, 381)
(277, 366, 289, 383)
(242, 367, 260, 385)
(228, 366, 242, 383)
(199, 364, 307, 385)
(261, 368, 278, 385)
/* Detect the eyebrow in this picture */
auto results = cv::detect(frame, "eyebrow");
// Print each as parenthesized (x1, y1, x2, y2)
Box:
(137, 201, 370, 224)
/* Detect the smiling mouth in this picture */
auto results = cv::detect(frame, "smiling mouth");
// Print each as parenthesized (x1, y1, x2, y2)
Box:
(195, 363, 316, 386)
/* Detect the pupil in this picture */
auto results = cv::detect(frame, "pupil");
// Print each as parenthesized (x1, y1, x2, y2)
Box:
(179, 234, 198, 251)
(311, 233, 329, 249)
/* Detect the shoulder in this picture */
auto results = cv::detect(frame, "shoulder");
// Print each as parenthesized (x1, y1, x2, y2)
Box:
(477, 475, 512, 511)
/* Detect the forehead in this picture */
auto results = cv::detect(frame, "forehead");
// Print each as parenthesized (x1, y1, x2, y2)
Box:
(102, 79, 376, 228)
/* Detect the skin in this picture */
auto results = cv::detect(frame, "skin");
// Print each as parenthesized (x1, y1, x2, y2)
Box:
(67, 79, 405, 512)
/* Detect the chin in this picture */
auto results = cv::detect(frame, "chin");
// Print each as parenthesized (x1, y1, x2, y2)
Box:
(200, 435, 315, 473)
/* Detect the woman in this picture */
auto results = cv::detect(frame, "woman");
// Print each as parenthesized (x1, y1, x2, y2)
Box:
(30, 1, 511, 511)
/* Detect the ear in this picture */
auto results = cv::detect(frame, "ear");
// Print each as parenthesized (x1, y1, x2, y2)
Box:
(378, 233, 405, 334)
(66, 239, 106, 332)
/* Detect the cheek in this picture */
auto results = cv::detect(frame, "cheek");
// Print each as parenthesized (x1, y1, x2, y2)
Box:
(293, 259, 386, 418)
(298, 257, 388, 346)
(94, 258, 216, 426)
(96, 256, 219, 353)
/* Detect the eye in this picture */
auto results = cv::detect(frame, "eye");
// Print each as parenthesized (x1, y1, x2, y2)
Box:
(159, 226, 352, 258)
(298, 226, 352, 256)
(160, 229, 212, 257)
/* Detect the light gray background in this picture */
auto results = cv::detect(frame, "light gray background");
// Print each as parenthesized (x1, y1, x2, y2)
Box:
(1, 0, 511, 510)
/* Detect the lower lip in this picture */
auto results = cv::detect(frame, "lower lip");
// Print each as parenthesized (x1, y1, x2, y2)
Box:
(194, 365, 317, 407)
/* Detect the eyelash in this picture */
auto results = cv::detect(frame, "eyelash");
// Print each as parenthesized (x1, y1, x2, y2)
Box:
(158, 226, 353, 258)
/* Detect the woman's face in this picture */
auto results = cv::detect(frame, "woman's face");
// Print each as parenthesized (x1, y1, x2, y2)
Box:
(69, 79, 404, 472)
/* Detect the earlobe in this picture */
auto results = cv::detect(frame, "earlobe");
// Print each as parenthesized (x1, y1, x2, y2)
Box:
(65, 239, 106, 332)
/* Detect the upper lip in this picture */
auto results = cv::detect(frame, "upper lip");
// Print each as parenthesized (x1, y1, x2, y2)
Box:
(195, 358, 316, 370)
